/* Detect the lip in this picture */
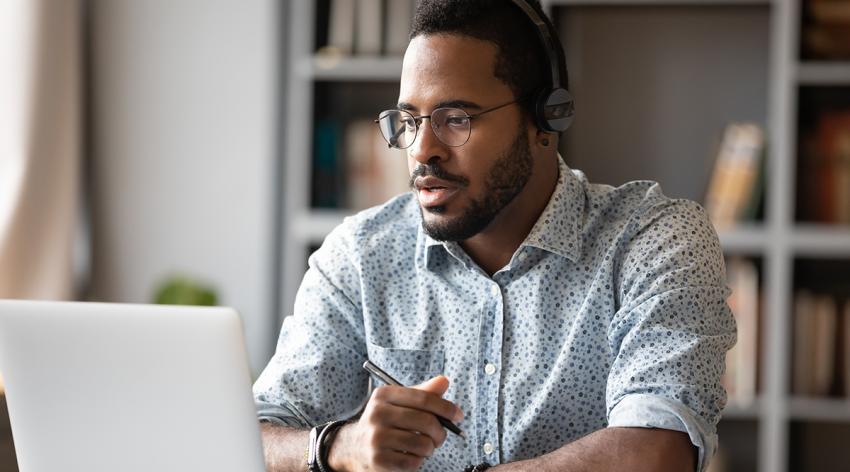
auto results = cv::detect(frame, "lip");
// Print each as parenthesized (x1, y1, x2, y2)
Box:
(414, 176, 460, 208)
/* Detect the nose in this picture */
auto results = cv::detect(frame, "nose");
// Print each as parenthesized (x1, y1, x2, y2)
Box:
(408, 117, 448, 166)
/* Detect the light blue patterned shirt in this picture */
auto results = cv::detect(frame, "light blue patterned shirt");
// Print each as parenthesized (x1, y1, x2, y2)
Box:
(254, 157, 736, 471)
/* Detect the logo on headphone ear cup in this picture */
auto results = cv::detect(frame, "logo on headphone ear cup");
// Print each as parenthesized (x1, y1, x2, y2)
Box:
(534, 87, 575, 133)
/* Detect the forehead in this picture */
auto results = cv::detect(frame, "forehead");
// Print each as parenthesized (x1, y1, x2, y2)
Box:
(399, 34, 513, 109)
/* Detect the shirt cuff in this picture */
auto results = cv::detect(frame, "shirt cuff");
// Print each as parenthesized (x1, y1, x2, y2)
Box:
(607, 393, 716, 472)
(255, 400, 312, 429)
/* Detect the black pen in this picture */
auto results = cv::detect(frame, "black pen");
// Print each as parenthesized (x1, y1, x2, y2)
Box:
(362, 359, 466, 438)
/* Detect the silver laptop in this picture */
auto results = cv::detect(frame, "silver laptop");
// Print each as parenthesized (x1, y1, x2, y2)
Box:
(0, 300, 265, 472)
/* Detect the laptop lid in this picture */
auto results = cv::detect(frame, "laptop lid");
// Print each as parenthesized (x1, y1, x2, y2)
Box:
(0, 300, 265, 472)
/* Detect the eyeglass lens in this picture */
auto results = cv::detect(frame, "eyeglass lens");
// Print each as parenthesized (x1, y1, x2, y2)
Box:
(377, 108, 472, 149)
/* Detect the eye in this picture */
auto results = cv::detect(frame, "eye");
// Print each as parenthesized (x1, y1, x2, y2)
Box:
(445, 115, 469, 127)
(400, 117, 417, 131)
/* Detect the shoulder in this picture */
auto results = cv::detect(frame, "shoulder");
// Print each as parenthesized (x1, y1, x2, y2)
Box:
(578, 171, 713, 244)
(322, 193, 421, 256)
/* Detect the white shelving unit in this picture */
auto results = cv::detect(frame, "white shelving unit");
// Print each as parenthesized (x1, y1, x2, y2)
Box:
(278, 1, 850, 471)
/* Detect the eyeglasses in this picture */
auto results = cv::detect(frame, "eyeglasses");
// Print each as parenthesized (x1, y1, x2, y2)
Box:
(374, 98, 523, 150)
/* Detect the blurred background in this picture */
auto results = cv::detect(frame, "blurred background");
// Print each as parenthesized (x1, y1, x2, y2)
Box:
(2, 0, 850, 471)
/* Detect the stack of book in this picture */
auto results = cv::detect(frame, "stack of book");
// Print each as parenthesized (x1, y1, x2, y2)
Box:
(318, 0, 416, 57)
(793, 291, 850, 397)
(802, 0, 850, 60)
(723, 257, 760, 406)
(703, 123, 765, 231)
(797, 110, 850, 225)
(313, 118, 410, 210)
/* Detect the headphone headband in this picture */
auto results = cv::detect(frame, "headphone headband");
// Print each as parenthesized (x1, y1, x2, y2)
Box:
(509, 0, 561, 90)
(507, 0, 575, 133)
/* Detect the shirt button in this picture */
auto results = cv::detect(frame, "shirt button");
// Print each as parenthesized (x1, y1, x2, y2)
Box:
(490, 285, 500, 296)
(484, 363, 497, 375)
(483, 442, 494, 455)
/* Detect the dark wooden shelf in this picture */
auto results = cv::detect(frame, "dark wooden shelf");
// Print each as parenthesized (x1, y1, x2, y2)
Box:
(0, 395, 18, 472)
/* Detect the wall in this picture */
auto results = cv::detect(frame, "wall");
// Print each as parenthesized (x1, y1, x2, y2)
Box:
(88, 0, 280, 374)
(559, 5, 769, 202)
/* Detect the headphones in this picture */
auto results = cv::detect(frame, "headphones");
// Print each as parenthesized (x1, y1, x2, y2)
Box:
(509, 0, 576, 133)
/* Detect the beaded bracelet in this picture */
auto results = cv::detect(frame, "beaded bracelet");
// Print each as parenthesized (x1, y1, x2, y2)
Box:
(463, 462, 492, 472)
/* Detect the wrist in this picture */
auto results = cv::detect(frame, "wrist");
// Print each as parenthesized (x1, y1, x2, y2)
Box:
(326, 422, 354, 472)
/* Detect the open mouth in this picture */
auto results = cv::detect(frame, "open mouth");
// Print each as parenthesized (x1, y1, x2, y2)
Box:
(418, 186, 459, 207)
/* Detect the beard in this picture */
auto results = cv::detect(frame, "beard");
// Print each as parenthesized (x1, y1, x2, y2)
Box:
(412, 126, 534, 242)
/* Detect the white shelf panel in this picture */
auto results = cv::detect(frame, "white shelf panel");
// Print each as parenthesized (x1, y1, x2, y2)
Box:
(796, 62, 850, 85)
(296, 56, 403, 81)
(718, 224, 769, 254)
(545, 0, 770, 6)
(291, 210, 350, 243)
(723, 399, 762, 420)
(791, 225, 850, 257)
(789, 397, 850, 422)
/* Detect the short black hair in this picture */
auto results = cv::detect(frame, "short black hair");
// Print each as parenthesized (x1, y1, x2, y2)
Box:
(409, 0, 568, 121)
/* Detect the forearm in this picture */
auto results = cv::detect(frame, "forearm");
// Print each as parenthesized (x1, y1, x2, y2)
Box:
(260, 422, 311, 472)
(492, 427, 696, 472)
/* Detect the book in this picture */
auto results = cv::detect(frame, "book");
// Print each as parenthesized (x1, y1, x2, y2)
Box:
(385, 0, 414, 55)
(794, 290, 816, 395)
(327, 0, 356, 55)
(723, 257, 759, 406)
(817, 112, 850, 224)
(803, 0, 850, 59)
(703, 123, 765, 231)
(355, 0, 383, 56)
(794, 291, 840, 396)
(344, 119, 410, 210)
(313, 119, 344, 208)
(843, 302, 850, 397)
(812, 295, 838, 396)
(799, 110, 850, 224)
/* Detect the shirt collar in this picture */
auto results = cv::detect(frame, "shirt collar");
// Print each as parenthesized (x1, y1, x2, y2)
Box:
(419, 155, 584, 269)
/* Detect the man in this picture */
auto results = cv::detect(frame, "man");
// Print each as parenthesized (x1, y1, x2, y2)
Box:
(254, 1, 736, 471)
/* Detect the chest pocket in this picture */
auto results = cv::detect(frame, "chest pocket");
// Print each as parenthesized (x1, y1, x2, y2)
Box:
(366, 342, 445, 387)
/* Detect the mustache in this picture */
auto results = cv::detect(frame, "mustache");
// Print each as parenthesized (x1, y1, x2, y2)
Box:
(408, 163, 469, 189)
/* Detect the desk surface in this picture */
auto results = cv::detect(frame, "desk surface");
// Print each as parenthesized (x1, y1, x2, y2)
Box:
(1, 394, 19, 472)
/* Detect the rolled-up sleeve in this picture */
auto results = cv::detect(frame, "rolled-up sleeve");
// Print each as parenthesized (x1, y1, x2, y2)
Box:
(606, 197, 737, 472)
(253, 219, 370, 428)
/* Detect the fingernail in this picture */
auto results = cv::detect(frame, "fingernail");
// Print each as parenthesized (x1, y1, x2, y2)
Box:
(454, 409, 464, 422)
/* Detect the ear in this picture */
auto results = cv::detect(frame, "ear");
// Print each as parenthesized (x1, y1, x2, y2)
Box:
(535, 129, 556, 148)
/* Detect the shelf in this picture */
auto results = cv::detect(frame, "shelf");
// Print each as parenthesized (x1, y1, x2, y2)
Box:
(545, 0, 770, 5)
(723, 399, 763, 420)
(296, 56, 404, 81)
(789, 397, 850, 422)
(718, 224, 769, 253)
(291, 210, 350, 243)
(791, 225, 850, 256)
(797, 62, 850, 85)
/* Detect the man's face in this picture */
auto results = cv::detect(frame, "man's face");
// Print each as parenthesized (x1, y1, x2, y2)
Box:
(399, 34, 534, 241)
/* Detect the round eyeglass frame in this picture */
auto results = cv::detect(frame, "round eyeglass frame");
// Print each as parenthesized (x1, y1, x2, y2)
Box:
(374, 97, 524, 150)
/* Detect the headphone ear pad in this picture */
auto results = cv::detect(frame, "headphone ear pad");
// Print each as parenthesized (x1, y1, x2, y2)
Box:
(538, 88, 575, 133)
(533, 88, 555, 132)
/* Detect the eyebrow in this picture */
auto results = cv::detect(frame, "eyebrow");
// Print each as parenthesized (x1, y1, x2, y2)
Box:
(397, 99, 483, 112)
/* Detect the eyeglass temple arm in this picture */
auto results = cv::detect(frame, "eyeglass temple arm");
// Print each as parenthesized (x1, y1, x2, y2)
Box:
(374, 118, 406, 148)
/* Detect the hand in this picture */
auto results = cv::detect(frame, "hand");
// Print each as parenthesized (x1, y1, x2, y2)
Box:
(327, 375, 464, 472)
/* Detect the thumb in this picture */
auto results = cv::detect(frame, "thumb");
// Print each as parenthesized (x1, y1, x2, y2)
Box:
(412, 375, 450, 396)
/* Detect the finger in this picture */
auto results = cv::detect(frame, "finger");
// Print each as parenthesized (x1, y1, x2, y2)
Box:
(370, 402, 448, 448)
(374, 427, 437, 459)
(371, 449, 424, 472)
(412, 375, 450, 396)
(372, 385, 464, 423)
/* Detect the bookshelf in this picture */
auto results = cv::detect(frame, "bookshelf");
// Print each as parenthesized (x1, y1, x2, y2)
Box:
(278, 1, 850, 471)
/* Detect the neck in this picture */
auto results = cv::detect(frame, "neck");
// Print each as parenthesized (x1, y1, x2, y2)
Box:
(461, 154, 559, 276)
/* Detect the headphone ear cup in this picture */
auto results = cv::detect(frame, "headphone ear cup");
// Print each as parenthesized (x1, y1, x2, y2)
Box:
(533, 88, 555, 132)
(540, 88, 575, 133)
